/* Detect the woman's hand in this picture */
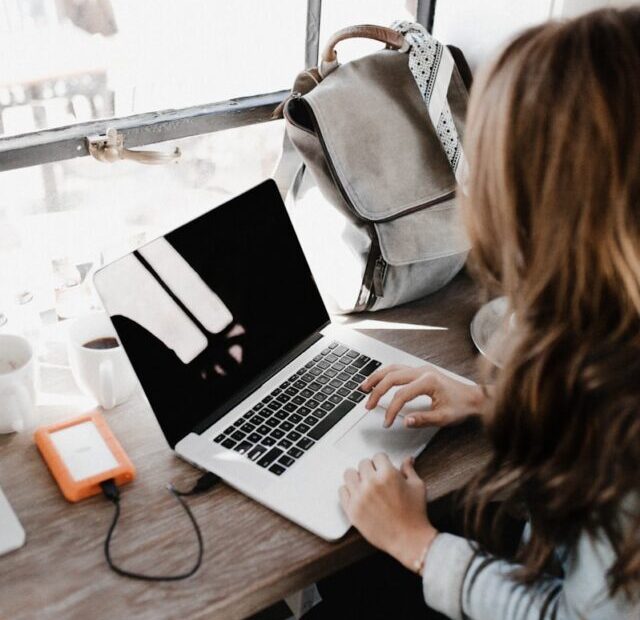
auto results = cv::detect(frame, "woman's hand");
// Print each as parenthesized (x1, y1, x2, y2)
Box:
(361, 364, 486, 429)
(339, 453, 437, 572)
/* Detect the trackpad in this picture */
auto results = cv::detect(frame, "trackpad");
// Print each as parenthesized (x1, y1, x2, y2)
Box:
(334, 408, 437, 466)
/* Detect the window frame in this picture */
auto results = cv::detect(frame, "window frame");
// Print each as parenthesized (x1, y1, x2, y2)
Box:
(0, 0, 435, 173)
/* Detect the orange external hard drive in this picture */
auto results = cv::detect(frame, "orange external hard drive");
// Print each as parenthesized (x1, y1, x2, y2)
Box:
(34, 411, 135, 502)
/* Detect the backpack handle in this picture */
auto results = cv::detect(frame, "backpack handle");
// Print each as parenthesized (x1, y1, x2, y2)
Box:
(320, 25, 409, 77)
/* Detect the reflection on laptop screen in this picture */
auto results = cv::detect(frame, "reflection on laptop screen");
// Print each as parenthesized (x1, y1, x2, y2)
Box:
(94, 181, 329, 447)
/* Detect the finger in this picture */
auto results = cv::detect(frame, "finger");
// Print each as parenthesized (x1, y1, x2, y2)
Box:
(384, 374, 439, 427)
(404, 410, 449, 428)
(366, 368, 418, 411)
(358, 458, 375, 479)
(401, 456, 422, 483)
(360, 364, 405, 393)
(338, 485, 350, 511)
(343, 468, 360, 492)
(372, 452, 393, 473)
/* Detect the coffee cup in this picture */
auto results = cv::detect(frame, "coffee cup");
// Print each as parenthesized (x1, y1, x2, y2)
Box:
(67, 313, 137, 409)
(0, 334, 38, 433)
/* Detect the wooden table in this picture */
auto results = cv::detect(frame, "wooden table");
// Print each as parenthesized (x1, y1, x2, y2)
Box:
(0, 273, 490, 620)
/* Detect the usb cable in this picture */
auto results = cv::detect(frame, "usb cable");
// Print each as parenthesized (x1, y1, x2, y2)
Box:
(100, 472, 220, 581)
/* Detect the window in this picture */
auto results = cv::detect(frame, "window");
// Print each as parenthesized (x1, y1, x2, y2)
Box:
(0, 0, 435, 332)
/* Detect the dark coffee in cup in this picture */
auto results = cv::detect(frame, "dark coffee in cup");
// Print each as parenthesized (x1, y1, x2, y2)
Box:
(83, 337, 119, 350)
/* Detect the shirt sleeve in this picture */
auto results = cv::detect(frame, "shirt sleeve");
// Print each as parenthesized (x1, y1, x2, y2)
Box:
(421, 531, 639, 620)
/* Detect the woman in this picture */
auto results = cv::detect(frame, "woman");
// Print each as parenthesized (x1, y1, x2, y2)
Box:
(339, 8, 640, 619)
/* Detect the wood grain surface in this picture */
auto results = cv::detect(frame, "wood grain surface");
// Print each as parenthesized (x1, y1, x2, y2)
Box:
(0, 273, 490, 620)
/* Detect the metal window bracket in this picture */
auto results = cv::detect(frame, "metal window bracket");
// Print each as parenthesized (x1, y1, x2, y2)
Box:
(87, 127, 181, 165)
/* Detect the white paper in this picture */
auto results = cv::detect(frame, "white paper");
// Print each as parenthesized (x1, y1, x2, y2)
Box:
(49, 421, 119, 482)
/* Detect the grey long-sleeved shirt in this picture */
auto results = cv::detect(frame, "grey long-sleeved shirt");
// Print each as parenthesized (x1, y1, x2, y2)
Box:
(422, 527, 639, 619)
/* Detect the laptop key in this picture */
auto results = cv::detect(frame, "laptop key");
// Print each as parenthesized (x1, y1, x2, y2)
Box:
(265, 417, 279, 428)
(274, 410, 287, 420)
(292, 395, 305, 406)
(351, 355, 370, 368)
(222, 438, 236, 449)
(345, 380, 359, 390)
(288, 447, 304, 459)
(230, 430, 245, 441)
(298, 437, 315, 450)
(289, 413, 303, 424)
(306, 399, 320, 409)
(257, 447, 283, 468)
(284, 403, 296, 413)
(321, 347, 331, 355)
(279, 380, 291, 389)
(316, 375, 330, 385)
(272, 388, 282, 396)
(278, 438, 293, 449)
(285, 387, 298, 397)
(354, 373, 367, 383)
(298, 406, 311, 416)
(288, 430, 302, 442)
(253, 403, 265, 412)
(360, 360, 382, 376)
(235, 440, 252, 454)
(280, 421, 294, 432)
(329, 379, 342, 389)
(321, 385, 334, 395)
(308, 400, 356, 441)
(269, 464, 286, 476)
(276, 394, 290, 404)
(267, 402, 280, 411)
(303, 372, 317, 381)
(328, 394, 342, 405)
(313, 354, 322, 362)
(308, 381, 322, 391)
(293, 380, 306, 390)
(344, 366, 358, 376)
(296, 422, 311, 434)
(331, 361, 346, 372)
(240, 422, 256, 434)
(320, 401, 335, 412)
(251, 414, 266, 424)
(305, 361, 315, 369)
(263, 395, 274, 403)
(307, 415, 320, 427)
(248, 432, 262, 443)
(263, 436, 276, 447)
(313, 408, 329, 418)
(248, 445, 267, 461)
(256, 424, 271, 435)
(348, 391, 366, 403)
(271, 428, 285, 439)
(325, 368, 338, 378)
(214, 433, 226, 443)
(279, 455, 295, 467)
(315, 392, 328, 402)
(337, 387, 350, 397)
(300, 388, 314, 399)
(309, 367, 322, 376)
(346, 350, 360, 359)
(325, 353, 338, 363)
(334, 345, 348, 356)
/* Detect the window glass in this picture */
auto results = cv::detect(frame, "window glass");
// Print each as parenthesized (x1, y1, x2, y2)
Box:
(0, 0, 305, 137)
(0, 121, 284, 330)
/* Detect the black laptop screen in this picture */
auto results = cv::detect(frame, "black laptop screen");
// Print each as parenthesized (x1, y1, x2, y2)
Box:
(95, 180, 329, 447)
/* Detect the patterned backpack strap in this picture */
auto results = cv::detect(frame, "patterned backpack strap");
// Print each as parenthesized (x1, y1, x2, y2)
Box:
(392, 21, 469, 190)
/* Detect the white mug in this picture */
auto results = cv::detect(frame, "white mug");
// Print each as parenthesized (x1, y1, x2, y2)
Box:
(0, 334, 38, 434)
(67, 313, 137, 409)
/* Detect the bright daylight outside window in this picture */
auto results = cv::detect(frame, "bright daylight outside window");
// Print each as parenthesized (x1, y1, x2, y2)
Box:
(0, 0, 419, 336)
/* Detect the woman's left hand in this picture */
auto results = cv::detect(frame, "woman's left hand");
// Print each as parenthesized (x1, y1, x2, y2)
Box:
(339, 453, 438, 572)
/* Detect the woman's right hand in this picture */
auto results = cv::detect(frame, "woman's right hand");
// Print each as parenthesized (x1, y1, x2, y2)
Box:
(360, 365, 486, 429)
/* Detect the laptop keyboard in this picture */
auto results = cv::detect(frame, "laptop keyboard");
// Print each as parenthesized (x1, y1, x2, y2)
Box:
(213, 341, 381, 476)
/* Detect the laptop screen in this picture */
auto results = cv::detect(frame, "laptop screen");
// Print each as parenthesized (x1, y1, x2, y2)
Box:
(94, 180, 329, 447)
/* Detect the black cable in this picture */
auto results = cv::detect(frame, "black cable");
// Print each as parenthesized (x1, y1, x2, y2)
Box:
(100, 472, 220, 581)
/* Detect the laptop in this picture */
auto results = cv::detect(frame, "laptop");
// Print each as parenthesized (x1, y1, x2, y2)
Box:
(94, 179, 468, 540)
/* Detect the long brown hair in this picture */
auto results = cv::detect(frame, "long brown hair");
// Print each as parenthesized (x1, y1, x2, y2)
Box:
(462, 7, 640, 596)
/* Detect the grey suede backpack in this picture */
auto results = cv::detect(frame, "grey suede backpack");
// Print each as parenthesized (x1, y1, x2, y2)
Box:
(274, 23, 472, 314)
